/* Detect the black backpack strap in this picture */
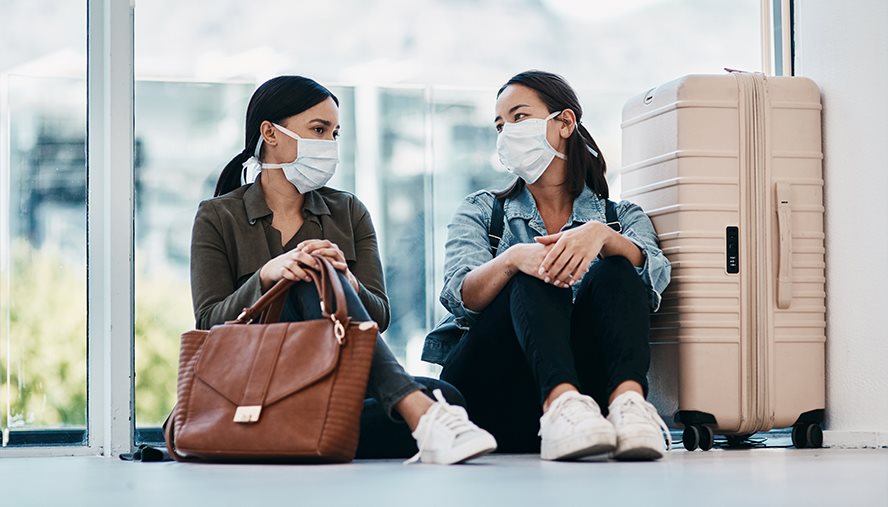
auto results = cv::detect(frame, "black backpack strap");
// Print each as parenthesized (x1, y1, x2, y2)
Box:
(604, 199, 621, 232)
(596, 199, 623, 261)
(488, 197, 506, 256)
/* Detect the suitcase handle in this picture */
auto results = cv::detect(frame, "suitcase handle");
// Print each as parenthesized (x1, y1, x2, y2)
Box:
(776, 183, 793, 309)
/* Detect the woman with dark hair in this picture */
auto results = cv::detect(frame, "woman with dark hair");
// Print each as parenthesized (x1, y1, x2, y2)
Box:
(191, 75, 496, 464)
(431, 71, 672, 461)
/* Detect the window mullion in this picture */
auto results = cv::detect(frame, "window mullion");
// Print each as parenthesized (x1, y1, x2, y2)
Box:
(86, 0, 135, 457)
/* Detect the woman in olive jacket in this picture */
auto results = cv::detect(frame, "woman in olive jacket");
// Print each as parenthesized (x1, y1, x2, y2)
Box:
(190, 76, 495, 464)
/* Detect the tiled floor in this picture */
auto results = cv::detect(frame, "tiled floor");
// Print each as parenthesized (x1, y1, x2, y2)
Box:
(2, 447, 887, 506)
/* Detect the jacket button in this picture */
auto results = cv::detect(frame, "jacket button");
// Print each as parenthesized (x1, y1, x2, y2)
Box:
(249, 219, 256, 225)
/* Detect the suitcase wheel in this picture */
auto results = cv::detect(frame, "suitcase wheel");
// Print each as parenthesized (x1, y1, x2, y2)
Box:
(682, 425, 714, 451)
(792, 423, 823, 449)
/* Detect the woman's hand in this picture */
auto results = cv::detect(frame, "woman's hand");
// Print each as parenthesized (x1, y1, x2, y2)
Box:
(259, 249, 320, 292)
(296, 239, 360, 292)
(504, 243, 555, 281)
(534, 221, 615, 288)
(461, 242, 554, 313)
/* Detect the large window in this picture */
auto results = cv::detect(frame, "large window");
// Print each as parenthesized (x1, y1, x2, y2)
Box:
(0, 1, 87, 445)
(1, 0, 767, 449)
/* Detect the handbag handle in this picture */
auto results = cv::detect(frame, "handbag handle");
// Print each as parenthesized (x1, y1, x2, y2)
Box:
(256, 254, 332, 325)
(234, 255, 349, 331)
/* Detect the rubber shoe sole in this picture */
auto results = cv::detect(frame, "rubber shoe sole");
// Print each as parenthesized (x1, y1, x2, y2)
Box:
(418, 434, 498, 465)
(613, 433, 666, 461)
(541, 429, 617, 461)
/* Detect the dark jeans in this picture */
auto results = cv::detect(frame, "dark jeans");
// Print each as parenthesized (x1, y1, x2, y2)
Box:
(281, 272, 465, 459)
(440, 256, 651, 453)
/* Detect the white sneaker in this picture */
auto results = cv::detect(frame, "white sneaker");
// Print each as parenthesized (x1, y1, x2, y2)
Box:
(539, 391, 617, 461)
(404, 389, 497, 465)
(607, 391, 672, 461)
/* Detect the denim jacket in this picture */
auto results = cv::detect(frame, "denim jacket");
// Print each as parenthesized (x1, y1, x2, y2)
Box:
(439, 184, 671, 333)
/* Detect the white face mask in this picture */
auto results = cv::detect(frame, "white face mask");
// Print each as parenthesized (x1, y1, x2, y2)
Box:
(241, 122, 339, 193)
(496, 110, 566, 184)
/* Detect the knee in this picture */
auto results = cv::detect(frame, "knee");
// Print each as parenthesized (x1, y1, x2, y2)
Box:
(508, 272, 566, 296)
(332, 271, 359, 296)
(283, 279, 321, 308)
(288, 278, 318, 295)
(578, 257, 647, 309)
(415, 377, 467, 408)
(484, 273, 546, 313)
(329, 270, 367, 314)
(509, 272, 541, 288)
(595, 256, 644, 290)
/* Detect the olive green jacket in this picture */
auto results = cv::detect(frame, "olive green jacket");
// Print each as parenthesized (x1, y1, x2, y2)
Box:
(190, 180, 389, 330)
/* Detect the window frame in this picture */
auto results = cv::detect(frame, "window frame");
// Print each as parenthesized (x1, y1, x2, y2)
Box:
(762, 0, 794, 76)
(84, 0, 136, 457)
(2, 0, 136, 458)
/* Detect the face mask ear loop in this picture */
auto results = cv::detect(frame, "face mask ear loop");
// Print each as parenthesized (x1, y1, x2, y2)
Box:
(254, 122, 301, 164)
(544, 110, 567, 160)
(253, 137, 263, 160)
(272, 122, 303, 141)
(256, 123, 300, 169)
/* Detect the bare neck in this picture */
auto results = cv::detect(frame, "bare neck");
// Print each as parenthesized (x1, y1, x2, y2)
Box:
(260, 170, 304, 216)
(527, 160, 573, 216)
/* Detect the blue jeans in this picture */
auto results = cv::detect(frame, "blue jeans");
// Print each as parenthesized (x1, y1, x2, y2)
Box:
(281, 272, 465, 459)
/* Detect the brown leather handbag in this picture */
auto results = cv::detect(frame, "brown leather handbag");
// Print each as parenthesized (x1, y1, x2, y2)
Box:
(164, 255, 378, 463)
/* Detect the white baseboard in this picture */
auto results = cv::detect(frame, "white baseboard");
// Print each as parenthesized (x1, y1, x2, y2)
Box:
(824, 431, 888, 448)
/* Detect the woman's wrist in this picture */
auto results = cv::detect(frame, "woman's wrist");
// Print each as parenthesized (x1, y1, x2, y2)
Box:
(598, 221, 614, 250)
(597, 223, 644, 265)
(500, 246, 520, 277)
(258, 264, 274, 292)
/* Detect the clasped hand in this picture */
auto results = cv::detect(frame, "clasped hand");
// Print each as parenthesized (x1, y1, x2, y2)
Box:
(259, 239, 359, 292)
(508, 221, 612, 289)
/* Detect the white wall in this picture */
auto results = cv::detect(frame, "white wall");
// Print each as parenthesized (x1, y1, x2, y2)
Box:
(794, 0, 888, 447)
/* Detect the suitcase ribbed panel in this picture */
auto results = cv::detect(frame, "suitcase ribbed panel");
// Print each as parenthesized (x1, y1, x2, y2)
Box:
(622, 74, 826, 434)
(762, 79, 826, 428)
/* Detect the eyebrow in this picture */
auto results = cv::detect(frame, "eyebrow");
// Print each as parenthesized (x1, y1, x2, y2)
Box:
(494, 104, 530, 123)
(308, 118, 338, 128)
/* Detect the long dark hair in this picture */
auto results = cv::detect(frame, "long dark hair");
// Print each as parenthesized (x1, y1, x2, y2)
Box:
(214, 76, 339, 197)
(494, 70, 608, 200)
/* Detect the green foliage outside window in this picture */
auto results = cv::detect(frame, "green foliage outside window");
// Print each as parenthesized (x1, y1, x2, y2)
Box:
(1, 242, 189, 432)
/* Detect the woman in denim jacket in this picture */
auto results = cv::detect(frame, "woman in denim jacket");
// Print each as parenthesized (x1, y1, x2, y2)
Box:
(434, 71, 672, 461)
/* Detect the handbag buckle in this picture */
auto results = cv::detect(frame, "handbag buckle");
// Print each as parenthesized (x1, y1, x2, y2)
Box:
(233, 405, 262, 423)
(331, 316, 346, 345)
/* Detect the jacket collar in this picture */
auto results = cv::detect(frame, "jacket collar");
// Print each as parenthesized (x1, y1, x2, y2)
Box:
(504, 184, 606, 233)
(243, 179, 332, 223)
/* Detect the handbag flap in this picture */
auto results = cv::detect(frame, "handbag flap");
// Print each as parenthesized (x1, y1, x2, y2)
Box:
(194, 319, 340, 407)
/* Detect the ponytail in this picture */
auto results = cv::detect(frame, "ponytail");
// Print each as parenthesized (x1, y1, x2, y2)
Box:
(574, 123, 608, 200)
(214, 148, 253, 197)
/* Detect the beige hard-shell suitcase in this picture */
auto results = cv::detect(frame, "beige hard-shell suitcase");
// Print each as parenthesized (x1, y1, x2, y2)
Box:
(621, 72, 826, 450)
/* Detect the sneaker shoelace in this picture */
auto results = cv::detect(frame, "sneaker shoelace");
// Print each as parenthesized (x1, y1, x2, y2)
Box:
(614, 396, 673, 451)
(538, 393, 601, 436)
(404, 389, 476, 464)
